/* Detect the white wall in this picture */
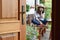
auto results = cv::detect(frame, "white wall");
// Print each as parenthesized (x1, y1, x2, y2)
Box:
(26, 0, 40, 14)
(26, 0, 40, 6)
(26, 0, 35, 6)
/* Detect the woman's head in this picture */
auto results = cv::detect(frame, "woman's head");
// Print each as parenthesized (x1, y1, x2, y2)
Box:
(36, 4, 45, 14)
(37, 6, 44, 14)
(38, 6, 44, 12)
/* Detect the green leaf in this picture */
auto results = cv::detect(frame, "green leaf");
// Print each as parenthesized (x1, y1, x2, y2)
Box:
(26, 4, 30, 12)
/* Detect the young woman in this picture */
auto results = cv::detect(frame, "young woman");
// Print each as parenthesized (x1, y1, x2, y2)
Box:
(32, 5, 48, 27)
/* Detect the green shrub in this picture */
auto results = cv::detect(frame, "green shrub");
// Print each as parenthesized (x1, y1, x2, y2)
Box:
(45, 8, 51, 19)
(26, 25, 39, 40)
(40, 0, 45, 4)
(26, 4, 30, 12)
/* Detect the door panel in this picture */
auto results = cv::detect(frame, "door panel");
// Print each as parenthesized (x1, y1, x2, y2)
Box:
(2, 0, 18, 19)
(0, 33, 18, 40)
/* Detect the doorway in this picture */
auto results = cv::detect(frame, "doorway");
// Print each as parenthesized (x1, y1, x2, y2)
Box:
(26, 0, 52, 40)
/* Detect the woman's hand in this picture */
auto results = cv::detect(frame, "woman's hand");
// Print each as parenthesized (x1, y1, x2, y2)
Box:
(40, 24, 43, 27)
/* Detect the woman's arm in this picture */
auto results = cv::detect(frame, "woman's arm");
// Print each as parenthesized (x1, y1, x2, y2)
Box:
(36, 17, 43, 24)
(40, 12, 45, 19)
(34, 12, 43, 24)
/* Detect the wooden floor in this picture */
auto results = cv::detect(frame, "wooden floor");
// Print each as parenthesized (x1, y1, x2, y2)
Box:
(40, 29, 51, 40)
(36, 29, 51, 40)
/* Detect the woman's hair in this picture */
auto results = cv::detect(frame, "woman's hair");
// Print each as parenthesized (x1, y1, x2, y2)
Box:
(37, 6, 44, 15)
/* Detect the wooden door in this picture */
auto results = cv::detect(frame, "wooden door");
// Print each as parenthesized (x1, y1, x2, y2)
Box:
(0, 0, 26, 40)
(20, 0, 26, 40)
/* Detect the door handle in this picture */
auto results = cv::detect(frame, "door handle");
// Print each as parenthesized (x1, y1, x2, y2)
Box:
(21, 5, 25, 25)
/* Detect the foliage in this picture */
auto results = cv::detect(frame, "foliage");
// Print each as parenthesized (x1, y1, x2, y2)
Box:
(26, 25, 39, 40)
(45, 8, 51, 19)
(45, 0, 52, 8)
(26, 4, 30, 12)
(40, 0, 45, 4)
